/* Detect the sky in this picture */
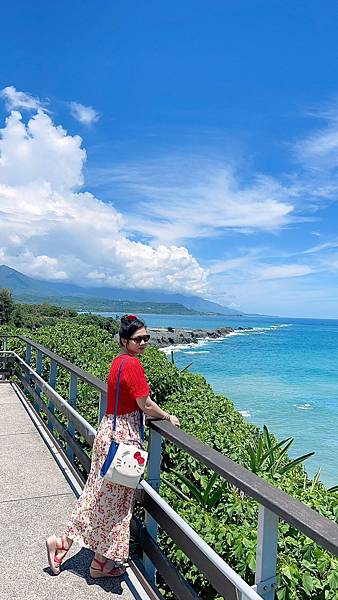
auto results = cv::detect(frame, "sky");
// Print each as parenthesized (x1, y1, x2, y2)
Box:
(1, 1, 338, 318)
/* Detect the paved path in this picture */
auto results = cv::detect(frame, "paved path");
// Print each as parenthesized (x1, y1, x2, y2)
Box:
(0, 382, 139, 600)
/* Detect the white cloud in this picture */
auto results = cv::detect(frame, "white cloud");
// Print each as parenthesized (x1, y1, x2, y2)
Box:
(90, 164, 296, 244)
(0, 86, 45, 111)
(0, 111, 85, 190)
(257, 264, 313, 280)
(302, 241, 338, 255)
(70, 102, 100, 125)
(0, 109, 207, 295)
(293, 107, 338, 172)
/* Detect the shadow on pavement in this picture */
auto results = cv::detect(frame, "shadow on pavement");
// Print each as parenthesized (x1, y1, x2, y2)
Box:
(44, 548, 126, 594)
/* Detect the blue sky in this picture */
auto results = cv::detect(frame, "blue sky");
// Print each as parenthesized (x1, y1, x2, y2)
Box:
(1, 1, 338, 317)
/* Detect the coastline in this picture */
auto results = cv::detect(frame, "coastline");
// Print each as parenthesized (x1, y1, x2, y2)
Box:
(114, 313, 337, 487)
(147, 325, 251, 348)
(113, 325, 250, 348)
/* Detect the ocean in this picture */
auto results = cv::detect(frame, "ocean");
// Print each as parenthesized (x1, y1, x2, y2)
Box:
(98, 312, 338, 488)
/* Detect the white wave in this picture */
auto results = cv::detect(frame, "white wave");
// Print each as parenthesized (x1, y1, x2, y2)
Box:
(226, 331, 244, 337)
(222, 324, 291, 338)
(239, 410, 251, 418)
(160, 322, 291, 353)
(160, 345, 185, 354)
(294, 403, 313, 410)
(250, 324, 291, 332)
(223, 329, 266, 338)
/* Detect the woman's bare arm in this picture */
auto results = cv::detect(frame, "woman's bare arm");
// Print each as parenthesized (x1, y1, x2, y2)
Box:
(136, 396, 180, 426)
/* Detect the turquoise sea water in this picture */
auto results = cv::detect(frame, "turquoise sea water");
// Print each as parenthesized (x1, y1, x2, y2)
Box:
(99, 312, 338, 487)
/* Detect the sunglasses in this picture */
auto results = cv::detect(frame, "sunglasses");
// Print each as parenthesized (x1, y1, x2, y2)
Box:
(130, 334, 150, 344)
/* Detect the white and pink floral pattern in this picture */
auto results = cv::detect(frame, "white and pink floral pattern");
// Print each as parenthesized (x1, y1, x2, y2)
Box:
(64, 411, 142, 562)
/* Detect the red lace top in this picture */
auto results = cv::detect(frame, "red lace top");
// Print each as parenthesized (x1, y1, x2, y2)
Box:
(106, 354, 150, 415)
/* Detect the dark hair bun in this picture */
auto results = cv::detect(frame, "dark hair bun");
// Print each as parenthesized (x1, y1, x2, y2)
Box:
(119, 314, 146, 344)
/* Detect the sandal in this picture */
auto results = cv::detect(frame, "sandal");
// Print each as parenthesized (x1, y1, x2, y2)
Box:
(46, 534, 71, 575)
(89, 557, 126, 578)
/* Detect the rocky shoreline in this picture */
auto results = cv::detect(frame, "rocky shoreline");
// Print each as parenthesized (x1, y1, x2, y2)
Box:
(147, 326, 251, 348)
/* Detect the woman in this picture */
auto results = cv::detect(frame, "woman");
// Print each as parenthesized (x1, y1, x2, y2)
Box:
(46, 314, 180, 578)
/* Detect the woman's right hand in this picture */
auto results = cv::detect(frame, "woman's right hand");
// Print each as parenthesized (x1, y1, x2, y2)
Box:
(168, 414, 180, 427)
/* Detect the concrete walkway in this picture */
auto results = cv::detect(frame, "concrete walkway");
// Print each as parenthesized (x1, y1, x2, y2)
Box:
(0, 382, 139, 600)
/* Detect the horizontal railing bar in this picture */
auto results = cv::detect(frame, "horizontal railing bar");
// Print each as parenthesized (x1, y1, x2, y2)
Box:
(19, 375, 92, 473)
(12, 381, 87, 491)
(11, 352, 97, 446)
(130, 517, 199, 600)
(150, 420, 338, 556)
(127, 557, 166, 600)
(140, 480, 259, 600)
(3, 335, 107, 393)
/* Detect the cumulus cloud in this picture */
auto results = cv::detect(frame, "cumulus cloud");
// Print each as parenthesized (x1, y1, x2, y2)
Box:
(0, 86, 45, 111)
(0, 109, 207, 294)
(0, 111, 85, 190)
(70, 102, 100, 125)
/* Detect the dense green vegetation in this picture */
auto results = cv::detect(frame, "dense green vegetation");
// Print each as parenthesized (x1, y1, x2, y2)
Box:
(0, 289, 118, 333)
(1, 306, 338, 599)
(0, 288, 15, 325)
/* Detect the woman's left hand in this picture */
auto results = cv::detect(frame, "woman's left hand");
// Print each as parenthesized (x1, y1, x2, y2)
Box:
(168, 414, 180, 427)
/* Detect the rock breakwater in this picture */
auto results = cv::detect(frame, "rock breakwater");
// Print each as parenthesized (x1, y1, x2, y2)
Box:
(148, 326, 250, 348)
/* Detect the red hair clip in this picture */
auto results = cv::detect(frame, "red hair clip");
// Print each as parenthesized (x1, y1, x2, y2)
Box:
(127, 314, 137, 320)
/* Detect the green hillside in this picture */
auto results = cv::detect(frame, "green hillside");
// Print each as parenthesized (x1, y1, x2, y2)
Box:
(13, 293, 205, 315)
(0, 265, 240, 315)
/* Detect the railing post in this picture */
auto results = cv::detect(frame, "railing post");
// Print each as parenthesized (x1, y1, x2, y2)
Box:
(98, 390, 107, 424)
(144, 427, 162, 582)
(252, 506, 279, 600)
(48, 360, 57, 433)
(34, 349, 43, 414)
(3, 336, 7, 351)
(67, 373, 77, 462)
(25, 343, 32, 385)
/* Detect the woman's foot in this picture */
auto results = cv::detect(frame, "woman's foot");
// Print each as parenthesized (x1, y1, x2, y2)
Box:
(46, 534, 72, 575)
(89, 557, 126, 578)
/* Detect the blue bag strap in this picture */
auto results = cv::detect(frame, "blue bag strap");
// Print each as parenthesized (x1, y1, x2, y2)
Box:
(139, 410, 144, 442)
(113, 359, 127, 432)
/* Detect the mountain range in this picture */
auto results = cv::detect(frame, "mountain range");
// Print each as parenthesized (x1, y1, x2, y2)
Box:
(0, 265, 244, 316)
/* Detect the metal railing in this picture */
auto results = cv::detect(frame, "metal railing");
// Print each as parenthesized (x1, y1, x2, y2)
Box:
(1, 334, 338, 600)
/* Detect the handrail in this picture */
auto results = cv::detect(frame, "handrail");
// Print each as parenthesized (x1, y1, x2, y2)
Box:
(5, 334, 107, 393)
(1, 334, 338, 555)
(11, 351, 97, 445)
(150, 420, 338, 557)
(0, 340, 259, 599)
(141, 479, 260, 600)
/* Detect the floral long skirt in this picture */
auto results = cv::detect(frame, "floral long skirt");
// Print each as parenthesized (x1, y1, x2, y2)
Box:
(64, 410, 142, 563)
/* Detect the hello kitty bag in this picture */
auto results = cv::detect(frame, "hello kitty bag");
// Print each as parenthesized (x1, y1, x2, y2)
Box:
(100, 359, 148, 488)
